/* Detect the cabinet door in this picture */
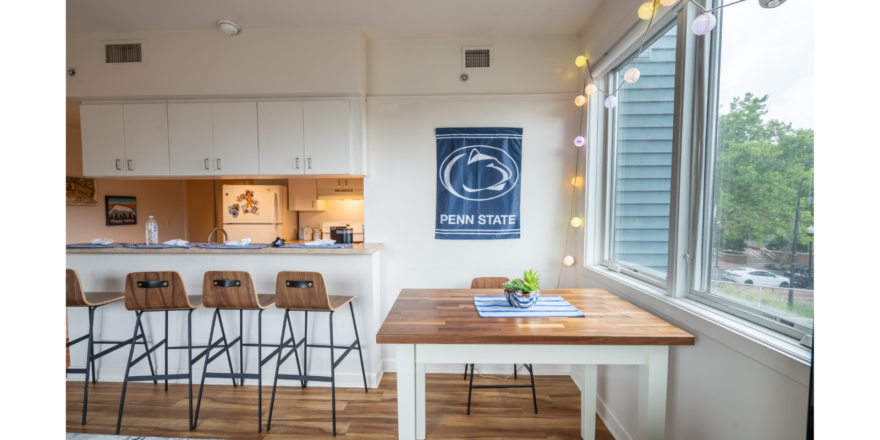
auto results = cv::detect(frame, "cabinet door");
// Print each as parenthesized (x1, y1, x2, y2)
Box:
(212, 102, 259, 175)
(168, 103, 214, 176)
(122, 104, 170, 176)
(288, 179, 326, 211)
(80, 105, 126, 177)
(317, 178, 345, 190)
(303, 100, 351, 175)
(258, 102, 305, 175)
(343, 177, 364, 189)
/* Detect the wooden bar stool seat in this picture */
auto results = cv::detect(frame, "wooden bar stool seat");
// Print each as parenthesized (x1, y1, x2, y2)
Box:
(267, 271, 368, 436)
(464, 277, 538, 414)
(116, 271, 219, 435)
(194, 271, 303, 433)
(66, 269, 156, 426)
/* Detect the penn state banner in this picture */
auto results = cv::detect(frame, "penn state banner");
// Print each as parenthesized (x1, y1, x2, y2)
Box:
(435, 127, 522, 240)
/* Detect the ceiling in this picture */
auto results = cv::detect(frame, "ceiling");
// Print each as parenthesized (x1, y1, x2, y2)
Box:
(67, 0, 604, 40)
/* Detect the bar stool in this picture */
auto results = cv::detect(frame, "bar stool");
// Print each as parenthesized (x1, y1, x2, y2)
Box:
(463, 277, 511, 380)
(194, 271, 302, 432)
(66, 269, 156, 425)
(115, 271, 229, 434)
(267, 271, 368, 436)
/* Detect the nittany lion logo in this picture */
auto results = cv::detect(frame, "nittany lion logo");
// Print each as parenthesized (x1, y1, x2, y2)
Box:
(439, 146, 520, 201)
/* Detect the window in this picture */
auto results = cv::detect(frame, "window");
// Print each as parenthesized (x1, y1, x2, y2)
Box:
(604, 24, 678, 283)
(696, 0, 814, 334)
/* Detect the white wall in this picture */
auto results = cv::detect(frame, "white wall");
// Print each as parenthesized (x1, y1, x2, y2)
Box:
(67, 27, 365, 99)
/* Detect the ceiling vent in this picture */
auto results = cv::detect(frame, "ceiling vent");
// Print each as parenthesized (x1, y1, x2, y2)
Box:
(103, 41, 144, 64)
(462, 46, 492, 70)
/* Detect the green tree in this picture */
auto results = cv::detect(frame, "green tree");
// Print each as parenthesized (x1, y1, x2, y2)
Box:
(715, 93, 814, 252)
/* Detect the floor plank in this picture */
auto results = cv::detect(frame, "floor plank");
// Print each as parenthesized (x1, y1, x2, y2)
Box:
(67, 373, 614, 439)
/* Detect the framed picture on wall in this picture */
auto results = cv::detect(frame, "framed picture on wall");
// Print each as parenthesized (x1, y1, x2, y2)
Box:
(105, 196, 137, 226)
(66, 177, 97, 206)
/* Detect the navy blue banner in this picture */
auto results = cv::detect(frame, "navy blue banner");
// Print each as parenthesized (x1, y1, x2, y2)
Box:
(435, 127, 522, 240)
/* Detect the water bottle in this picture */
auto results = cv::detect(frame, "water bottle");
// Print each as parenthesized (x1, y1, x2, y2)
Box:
(145, 216, 158, 244)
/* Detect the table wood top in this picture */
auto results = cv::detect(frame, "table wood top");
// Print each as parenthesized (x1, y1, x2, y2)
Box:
(376, 289, 695, 346)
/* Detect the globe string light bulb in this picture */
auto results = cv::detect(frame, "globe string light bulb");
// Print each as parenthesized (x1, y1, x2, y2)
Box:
(570, 217, 583, 228)
(624, 67, 641, 84)
(563, 256, 575, 266)
(574, 136, 586, 147)
(574, 95, 587, 106)
(660, 0, 678, 6)
(571, 176, 583, 187)
(575, 56, 587, 67)
(692, 12, 717, 35)
(604, 95, 618, 109)
(585, 83, 598, 96)
(638, 1, 656, 20)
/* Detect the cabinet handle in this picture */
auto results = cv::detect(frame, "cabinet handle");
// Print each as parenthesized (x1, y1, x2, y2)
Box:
(205, 159, 209, 170)
(338, 179, 341, 186)
(127, 159, 132, 171)
(116, 159, 121, 170)
(345, 179, 348, 186)
(311, 201, 315, 208)
(296, 158, 300, 169)
(308, 158, 312, 169)
(216, 159, 221, 170)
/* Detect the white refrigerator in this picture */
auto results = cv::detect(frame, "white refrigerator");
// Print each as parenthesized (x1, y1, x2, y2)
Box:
(222, 185, 285, 243)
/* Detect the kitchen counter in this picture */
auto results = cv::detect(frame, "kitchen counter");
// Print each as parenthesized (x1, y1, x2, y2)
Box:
(66, 242, 383, 255)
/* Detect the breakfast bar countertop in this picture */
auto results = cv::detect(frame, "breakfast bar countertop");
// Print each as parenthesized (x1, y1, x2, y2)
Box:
(66, 242, 383, 255)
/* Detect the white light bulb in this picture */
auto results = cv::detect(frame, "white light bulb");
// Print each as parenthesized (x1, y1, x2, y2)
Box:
(574, 95, 587, 106)
(574, 136, 586, 147)
(563, 256, 575, 266)
(660, 0, 679, 6)
(604, 95, 618, 109)
(692, 13, 717, 36)
(624, 67, 641, 84)
(585, 84, 598, 96)
(570, 217, 583, 228)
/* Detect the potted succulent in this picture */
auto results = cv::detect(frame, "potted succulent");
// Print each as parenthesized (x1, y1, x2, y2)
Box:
(502, 269, 541, 309)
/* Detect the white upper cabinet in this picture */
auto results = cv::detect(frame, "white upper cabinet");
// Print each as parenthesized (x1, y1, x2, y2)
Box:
(258, 102, 305, 175)
(122, 104, 170, 176)
(303, 100, 352, 175)
(212, 102, 259, 175)
(81, 104, 126, 177)
(168, 103, 214, 176)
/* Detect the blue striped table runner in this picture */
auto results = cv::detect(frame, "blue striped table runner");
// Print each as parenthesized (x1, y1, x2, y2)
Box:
(473, 296, 585, 318)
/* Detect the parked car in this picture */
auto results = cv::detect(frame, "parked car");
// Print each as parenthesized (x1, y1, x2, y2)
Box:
(783, 266, 814, 289)
(722, 269, 790, 287)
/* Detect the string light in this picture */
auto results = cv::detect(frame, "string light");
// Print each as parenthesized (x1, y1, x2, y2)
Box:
(563, 256, 575, 266)
(574, 95, 587, 106)
(570, 217, 583, 228)
(575, 56, 587, 67)
(572, 176, 583, 187)
(604, 95, 618, 109)
(624, 67, 641, 84)
(585, 84, 598, 96)
(660, 0, 678, 5)
(692, 12, 717, 35)
(638, 1, 656, 20)
(573, 136, 586, 147)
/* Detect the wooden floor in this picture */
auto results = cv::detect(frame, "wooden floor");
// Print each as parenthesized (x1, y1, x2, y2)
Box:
(67, 373, 613, 439)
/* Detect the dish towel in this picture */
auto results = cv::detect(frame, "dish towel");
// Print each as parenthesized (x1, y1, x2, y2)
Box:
(91, 238, 114, 245)
(303, 239, 337, 246)
(473, 295, 585, 318)
(226, 238, 251, 246)
(283, 243, 352, 249)
(67, 243, 125, 249)
(163, 239, 189, 247)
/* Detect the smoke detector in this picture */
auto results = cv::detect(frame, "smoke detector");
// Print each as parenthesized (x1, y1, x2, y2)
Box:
(218, 20, 240, 36)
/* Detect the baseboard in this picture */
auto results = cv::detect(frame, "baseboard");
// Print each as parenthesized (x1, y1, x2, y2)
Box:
(569, 366, 633, 440)
(382, 359, 574, 375)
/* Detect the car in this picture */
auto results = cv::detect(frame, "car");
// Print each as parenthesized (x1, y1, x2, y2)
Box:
(784, 266, 814, 289)
(722, 268, 790, 288)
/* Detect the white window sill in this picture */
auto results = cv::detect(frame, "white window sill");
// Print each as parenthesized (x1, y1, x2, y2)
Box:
(579, 265, 812, 386)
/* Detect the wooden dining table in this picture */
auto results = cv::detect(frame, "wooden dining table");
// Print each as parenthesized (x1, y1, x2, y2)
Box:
(376, 288, 695, 440)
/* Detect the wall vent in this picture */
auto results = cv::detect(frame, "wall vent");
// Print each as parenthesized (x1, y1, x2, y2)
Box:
(104, 42, 143, 64)
(461, 46, 492, 70)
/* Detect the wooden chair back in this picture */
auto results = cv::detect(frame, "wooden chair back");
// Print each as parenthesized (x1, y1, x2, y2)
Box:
(202, 271, 262, 309)
(66, 269, 88, 307)
(124, 271, 193, 311)
(274, 272, 332, 310)
(470, 277, 510, 289)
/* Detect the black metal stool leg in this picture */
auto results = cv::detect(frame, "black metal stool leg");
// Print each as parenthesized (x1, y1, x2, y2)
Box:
(164, 311, 169, 391)
(90, 307, 97, 384)
(257, 310, 263, 432)
(514, 364, 517, 380)
(240, 309, 245, 386)
(303, 311, 308, 388)
(194, 310, 219, 428)
(467, 363, 475, 415)
(267, 310, 290, 431)
(528, 364, 537, 414)
(285, 309, 305, 388)
(115, 311, 142, 434)
(350, 302, 368, 392)
(136, 316, 158, 384)
(81, 306, 96, 425)
(329, 311, 337, 436)
(464, 364, 468, 380)
(216, 312, 237, 387)
(187, 310, 194, 430)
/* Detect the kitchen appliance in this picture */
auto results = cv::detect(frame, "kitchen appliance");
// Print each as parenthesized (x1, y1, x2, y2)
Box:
(330, 227, 353, 244)
(222, 185, 286, 243)
(322, 221, 363, 243)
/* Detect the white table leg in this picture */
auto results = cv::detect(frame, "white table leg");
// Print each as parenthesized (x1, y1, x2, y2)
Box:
(397, 344, 416, 440)
(416, 362, 426, 439)
(638, 346, 669, 440)
(579, 364, 598, 440)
